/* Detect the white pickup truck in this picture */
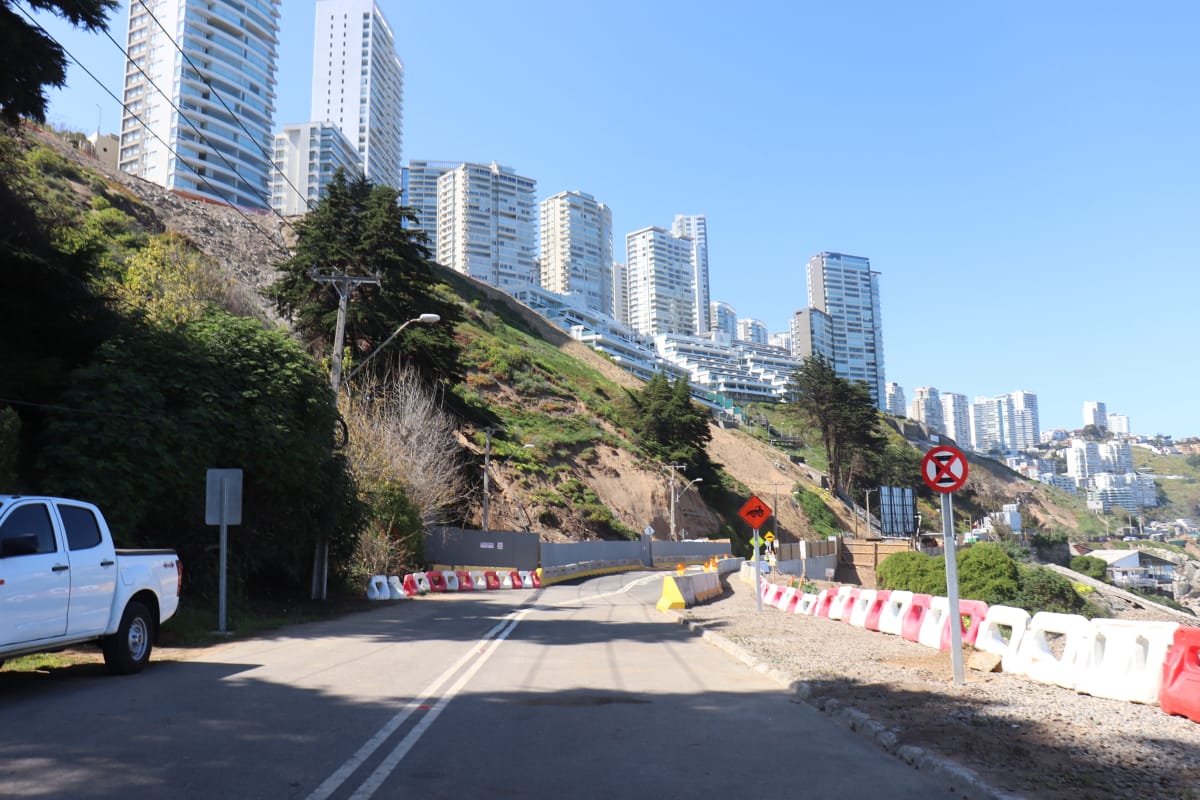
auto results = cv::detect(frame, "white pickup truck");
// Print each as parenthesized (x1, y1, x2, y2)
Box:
(0, 495, 182, 674)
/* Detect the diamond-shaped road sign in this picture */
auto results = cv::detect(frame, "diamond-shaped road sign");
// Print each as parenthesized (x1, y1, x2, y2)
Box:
(738, 495, 772, 529)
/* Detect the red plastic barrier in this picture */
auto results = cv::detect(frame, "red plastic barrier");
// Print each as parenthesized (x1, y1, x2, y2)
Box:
(942, 599, 990, 649)
(508, 570, 523, 589)
(837, 588, 862, 624)
(900, 594, 933, 642)
(864, 590, 892, 631)
(483, 571, 501, 590)
(529, 570, 542, 588)
(782, 588, 802, 614)
(813, 587, 837, 618)
(1161, 627, 1200, 723)
(455, 571, 474, 591)
(765, 583, 785, 607)
(425, 571, 448, 592)
(401, 574, 420, 597)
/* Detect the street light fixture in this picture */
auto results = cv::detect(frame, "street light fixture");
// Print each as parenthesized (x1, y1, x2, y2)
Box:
(344, 313, 440, 386)
(670, 474, 703, 542)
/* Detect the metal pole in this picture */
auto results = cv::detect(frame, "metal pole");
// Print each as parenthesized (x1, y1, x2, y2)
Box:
(482, 429, 492, 533)
(669, 470, 677, 541)
(218, 478, 227, 633)
(754, 526, 762, 612)
(942, 492, 964, 684)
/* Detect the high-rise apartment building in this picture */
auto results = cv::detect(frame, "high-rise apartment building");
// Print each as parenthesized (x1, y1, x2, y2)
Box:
(270, 122, 360, 215)
(311, 0, 404, 189)
(1010, 390, 1040, 451)
(710, 301, 737, 339)
(971, 394, 1016, 454)
(910, 386, 944, 434)
(611, 262, 629, 327)
(672, 214, 711, 334)
(119, 0, 281, 209)
(539, 191, 613, 316)
(1083, 401, 1108, 430)
(885, 382, 906, 417)
(804, 252, 886, 405)
(437, 162, 538, 290)
(737, 318, 768, 345)
(401, 160, 456, 251)
(941, 392, 971, 447)
(625, 226, 696, 336)
(790, 307, 835, 366)
(1107, 413, 1131, 435)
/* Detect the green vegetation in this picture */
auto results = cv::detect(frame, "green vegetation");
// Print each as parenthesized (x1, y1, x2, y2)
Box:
(1070, 555, 1109, 580)
(795, 487, 841, 539)
(877, 544, 1100, 616)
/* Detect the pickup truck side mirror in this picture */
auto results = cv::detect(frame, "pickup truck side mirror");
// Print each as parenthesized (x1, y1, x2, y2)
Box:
(0, 534, 40, 557)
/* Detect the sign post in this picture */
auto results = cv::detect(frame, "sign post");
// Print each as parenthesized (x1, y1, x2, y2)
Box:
(206, 468, 243, 634)
(920, 446, 969, 685)
(738, 495, 772, 612)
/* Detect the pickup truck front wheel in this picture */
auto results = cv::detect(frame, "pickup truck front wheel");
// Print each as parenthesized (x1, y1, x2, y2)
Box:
(102, 601, 153, 675)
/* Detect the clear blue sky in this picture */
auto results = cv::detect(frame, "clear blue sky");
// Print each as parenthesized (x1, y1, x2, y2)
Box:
(33, 1, 1200, 438)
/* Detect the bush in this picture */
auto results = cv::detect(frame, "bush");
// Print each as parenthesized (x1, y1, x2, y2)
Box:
(1070, 555, 1108, 581)
(956, 543, 1020, 604)
(876, 550, 945, 595)
(1012, 566, 1088, 615)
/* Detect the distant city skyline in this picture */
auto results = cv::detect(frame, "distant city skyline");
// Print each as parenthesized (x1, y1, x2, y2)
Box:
(33, 1, 1200, 437)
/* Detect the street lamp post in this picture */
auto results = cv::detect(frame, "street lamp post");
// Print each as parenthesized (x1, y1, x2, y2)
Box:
(344, 313, 441, 387)
(669, 472, 703, 542)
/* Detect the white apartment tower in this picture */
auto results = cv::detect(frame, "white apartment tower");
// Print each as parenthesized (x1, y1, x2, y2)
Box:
(270, 122, 360, 215)
(805, 252, 886, 405)
(611, 262, 630, 327)
(737, 318, 768, 345)
(910, 386, 944, 434)
(672, 214, 711, 334)
(972, 394, 1016, 454)
(312, 0, 404, 189)
(1083, 401, 1108, 431)
(885, 382, 906, 417)
(539, 191, 613, 316)
(790, 307, 835, 366)
(119, 0, 281, 209)
(625, 226, 696, 336)
(710, 301, 737, 339)
(1010, 390, 1041, 451)
(437, 162, 538, 290)
(941, 392, 972, 447)
(402, 160, 456, 252)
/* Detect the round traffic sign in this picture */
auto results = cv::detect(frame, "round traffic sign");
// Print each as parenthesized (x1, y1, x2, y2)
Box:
(921, 446, 969, 493)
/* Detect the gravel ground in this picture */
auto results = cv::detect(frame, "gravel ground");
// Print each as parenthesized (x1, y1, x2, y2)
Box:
(677, 574, 1200, 800)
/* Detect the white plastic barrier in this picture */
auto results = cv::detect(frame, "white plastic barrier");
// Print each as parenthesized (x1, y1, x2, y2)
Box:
(443, 572, 460, 591)
(366, 575, 389, 600)
(795, 592, 819, 615)
(974, 605, 1031, 671)
(877, 590, 913, 636)
(827, 586, 858, 621)
(918, 596, 951, 650)
(847, 589, 878, 628)
(1006, 611, 1092, 689)
(518, 570, 537, 589)
(412, 572, 432, 594)
(763, 582, 785, 607)
(501, 571, 515, 589)
(776, 586, 799, 612)
(387, 576, 408, 600)
(1075, 619, 1180, 704)
(469, 570, 488, 590)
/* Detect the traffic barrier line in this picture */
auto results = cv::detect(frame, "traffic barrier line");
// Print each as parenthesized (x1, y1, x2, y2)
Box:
(973, 605, 1030, 672)
(918, 597, 951, 650)
(455, 571, 474, 591)
(1075, 619, 1179, 704)
(877, 590, 913, 636)
(945, 599, 989, 649)
(828, 586, 859, 621)
(847, 589, 878, 628)
(1006, 611, 1092, 689)
(426, 571, 449, 592)
(366, 575, 389, 600)
(863, 590, 891, 631)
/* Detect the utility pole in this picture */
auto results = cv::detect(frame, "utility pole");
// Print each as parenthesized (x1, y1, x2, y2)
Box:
(310, 269, 379, 600)
(666, 465, 685, 541)
(865, 488, 878, 537)
(481, 428, 496, 533)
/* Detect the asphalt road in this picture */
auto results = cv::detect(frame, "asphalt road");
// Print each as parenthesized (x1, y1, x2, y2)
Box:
(0, 572, 963, 799)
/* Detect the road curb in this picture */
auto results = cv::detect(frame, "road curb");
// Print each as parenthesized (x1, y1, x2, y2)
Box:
(672, 613, 1025, 800)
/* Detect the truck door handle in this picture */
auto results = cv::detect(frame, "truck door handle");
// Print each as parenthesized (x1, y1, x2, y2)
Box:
(101, 560, 115, 567)
(52, 564, 70, 572)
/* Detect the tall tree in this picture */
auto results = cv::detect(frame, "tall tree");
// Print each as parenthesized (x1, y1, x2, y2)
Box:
(0, 1, 117, 125)
(267, 170, 463, 389)
(789, 355, 886, 496)
(627, 372, 712, 466)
